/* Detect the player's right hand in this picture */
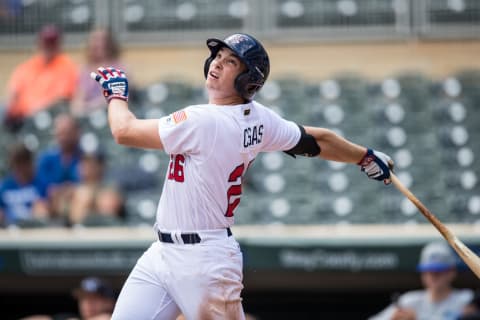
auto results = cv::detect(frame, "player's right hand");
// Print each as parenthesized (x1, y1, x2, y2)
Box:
(358, 148, 393, 185)
(90, 67, 129, 102)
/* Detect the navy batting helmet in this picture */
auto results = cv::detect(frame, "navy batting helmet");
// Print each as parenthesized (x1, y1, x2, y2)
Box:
(204, 33, 270, 101)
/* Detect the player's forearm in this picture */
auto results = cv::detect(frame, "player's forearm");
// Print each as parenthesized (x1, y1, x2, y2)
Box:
(304, 126, 366, 163)
(108, 99, 137, 145)
(107, 99, 164, 149)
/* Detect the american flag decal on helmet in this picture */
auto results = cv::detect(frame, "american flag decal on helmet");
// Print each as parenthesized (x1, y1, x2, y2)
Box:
(172, 110, 187, 124)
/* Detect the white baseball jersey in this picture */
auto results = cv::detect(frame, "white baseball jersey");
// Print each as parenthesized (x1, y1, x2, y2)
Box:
(156, 101, 301, 231)
(113, 102, 301, 320)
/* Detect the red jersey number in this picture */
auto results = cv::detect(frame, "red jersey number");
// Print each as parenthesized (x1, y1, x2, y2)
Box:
(168, 154, 185, 182)
(225, 164, 245, 217)
(225, 160, 254, 217)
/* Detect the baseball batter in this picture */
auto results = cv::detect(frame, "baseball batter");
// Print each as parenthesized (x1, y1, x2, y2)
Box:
(91, 33, 393, 320)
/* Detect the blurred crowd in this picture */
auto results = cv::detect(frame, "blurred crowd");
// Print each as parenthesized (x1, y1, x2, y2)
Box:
(0, 24, 130, 228)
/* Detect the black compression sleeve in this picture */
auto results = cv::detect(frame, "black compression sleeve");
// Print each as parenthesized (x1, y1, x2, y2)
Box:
(284, 124, 321, 158)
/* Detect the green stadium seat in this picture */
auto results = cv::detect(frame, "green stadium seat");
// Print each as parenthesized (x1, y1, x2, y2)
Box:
(124, 189, 160, 226)
(427, 0, 480, 26)
(124, 0, 244, 32)
(276, 0, 397, 28)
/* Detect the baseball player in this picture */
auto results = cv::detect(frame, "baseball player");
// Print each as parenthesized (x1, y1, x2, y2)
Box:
(91, 33, 393, 320)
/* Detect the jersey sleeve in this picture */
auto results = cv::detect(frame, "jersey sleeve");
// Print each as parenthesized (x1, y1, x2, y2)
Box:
(260, 108, 301, 152)
(158, 107, 213, 156)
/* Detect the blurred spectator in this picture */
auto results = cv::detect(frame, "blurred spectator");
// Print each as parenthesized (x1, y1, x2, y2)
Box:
(20, 276, 116, 320)
(70, 28, 126, 116)
(459, 291, 480, 320)
(369, 241, 473, 320)
(69, 150, 125, 226)
(4, 24, 78, 127)
(94, 186, 125, 219)
(72, 277, 116, 320)
(0, 0, 22, 22)
(36, 113, 82, 220)
(0, 143, 49, 227)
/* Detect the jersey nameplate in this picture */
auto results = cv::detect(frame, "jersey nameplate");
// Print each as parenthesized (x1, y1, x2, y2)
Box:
(243, 124, 263, 148)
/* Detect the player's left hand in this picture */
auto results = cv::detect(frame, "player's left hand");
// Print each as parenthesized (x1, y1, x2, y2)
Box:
(90, 67, 129, 102)
(358, 148, 393, 185)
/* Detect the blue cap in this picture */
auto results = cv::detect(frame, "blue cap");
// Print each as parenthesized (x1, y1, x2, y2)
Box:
(73, 277, 115, 299)
(417, 241, 456, 272)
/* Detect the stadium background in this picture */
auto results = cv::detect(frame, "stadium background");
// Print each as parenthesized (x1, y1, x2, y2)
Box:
(0, 0, 480, 319)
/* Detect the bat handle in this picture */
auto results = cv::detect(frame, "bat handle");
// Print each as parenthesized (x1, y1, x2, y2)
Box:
(389, 173, 453, 241)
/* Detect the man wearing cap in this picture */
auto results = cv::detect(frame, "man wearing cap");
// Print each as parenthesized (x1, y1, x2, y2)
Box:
(72, 277, 116, 320)
(369, 241, 473, 320)
(19, 277, 115, 320)
(4, 24, 78, 124)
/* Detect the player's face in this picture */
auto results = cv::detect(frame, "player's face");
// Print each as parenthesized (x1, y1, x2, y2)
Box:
(206, 47, 246, 104)
(78, 294, 114, 318)
(421, 269, 456, 292)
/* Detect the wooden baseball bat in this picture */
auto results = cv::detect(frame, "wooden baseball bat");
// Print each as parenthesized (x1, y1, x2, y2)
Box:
(390, 172, 480, 278)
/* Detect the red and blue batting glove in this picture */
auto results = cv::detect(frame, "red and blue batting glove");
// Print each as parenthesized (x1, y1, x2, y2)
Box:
(90, 67, 129, 102)
(358, 148, 393, 185)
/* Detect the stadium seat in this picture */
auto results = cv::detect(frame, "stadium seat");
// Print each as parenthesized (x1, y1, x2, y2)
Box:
(427, 0, 480, 26)
(80, 214, 124, 227)
(140, 80, 196, 116)
(106, 149, 163, 192)
(124, 189, 160, 226)
(0, 0, 94, 34)
(16, 217, 51, 228)
(276, 0, 396, 28)
(124, 0, 244, 32)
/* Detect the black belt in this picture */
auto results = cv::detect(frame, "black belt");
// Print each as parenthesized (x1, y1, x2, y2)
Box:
(158, 228, 232, 244)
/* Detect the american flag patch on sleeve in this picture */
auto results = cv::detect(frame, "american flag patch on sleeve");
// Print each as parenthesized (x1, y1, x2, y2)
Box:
(172, 110, 187, 124)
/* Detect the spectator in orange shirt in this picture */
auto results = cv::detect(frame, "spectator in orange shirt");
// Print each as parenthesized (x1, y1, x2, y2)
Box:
(4, 24, 78, 126)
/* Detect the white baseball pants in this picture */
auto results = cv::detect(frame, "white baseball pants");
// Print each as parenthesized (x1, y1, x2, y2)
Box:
(111, 231, 245, 320)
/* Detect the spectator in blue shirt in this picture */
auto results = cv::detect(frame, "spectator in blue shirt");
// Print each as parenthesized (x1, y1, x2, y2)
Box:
(36, 113, 82, 219)
(0, 143, 49, 227)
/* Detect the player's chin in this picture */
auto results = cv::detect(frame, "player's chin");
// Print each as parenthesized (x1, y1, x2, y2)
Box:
(205, 80, 221, 92)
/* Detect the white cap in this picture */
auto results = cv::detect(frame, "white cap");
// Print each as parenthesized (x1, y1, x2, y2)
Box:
(417, 241, 456, 272)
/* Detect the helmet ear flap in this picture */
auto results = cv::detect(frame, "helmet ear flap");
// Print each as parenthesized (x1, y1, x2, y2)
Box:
(235, 72, 261, 101)
(234, 72, 250, 100)
(204, 56, 214, 79)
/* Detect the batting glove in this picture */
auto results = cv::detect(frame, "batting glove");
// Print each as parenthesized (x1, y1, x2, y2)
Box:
(358, 148, 393, 185)
(90, 67, 129, 102)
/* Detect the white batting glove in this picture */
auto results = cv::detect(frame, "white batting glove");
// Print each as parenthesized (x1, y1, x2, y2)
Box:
(90, 67, 129, 102)
(358, 148, 393, 185)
